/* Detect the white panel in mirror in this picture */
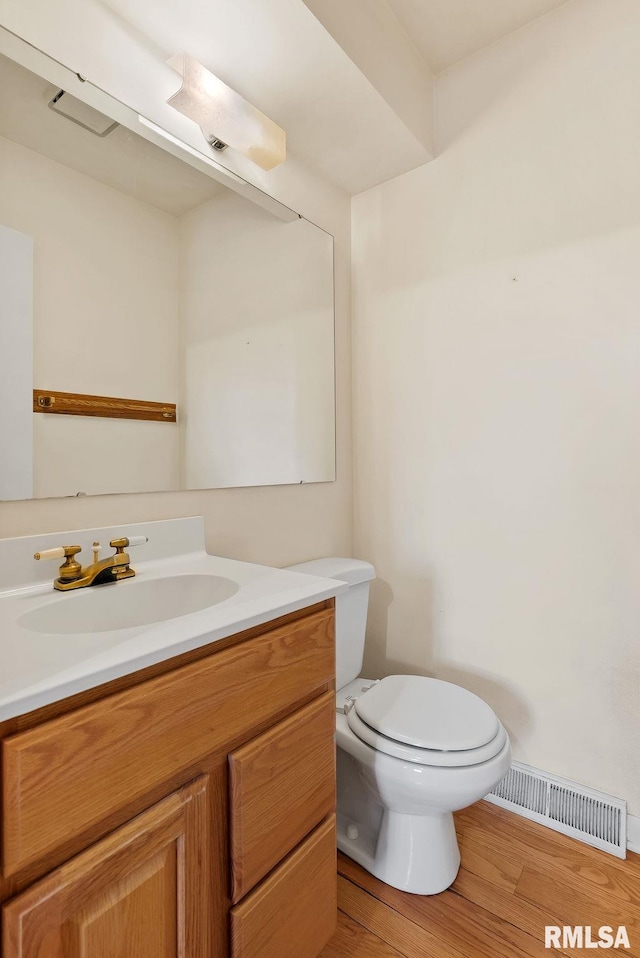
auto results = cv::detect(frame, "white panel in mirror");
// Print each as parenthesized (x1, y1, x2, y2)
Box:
(0, 225, 33, 499)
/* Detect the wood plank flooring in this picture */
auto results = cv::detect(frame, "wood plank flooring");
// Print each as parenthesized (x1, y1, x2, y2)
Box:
(320, 800, 640, 957)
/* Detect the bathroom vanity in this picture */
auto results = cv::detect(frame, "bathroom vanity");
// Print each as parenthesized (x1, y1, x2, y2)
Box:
(0, 519, 343, 958)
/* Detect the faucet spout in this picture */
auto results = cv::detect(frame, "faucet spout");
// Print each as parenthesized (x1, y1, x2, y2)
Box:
(60, 552, 135, 591)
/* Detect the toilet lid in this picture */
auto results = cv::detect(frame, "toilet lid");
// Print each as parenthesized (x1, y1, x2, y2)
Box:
(353, 675, 500, 752)
(346, 707, 507, 767)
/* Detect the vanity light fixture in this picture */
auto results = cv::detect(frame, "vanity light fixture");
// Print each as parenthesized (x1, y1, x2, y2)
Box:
(166, 53, 286, 172)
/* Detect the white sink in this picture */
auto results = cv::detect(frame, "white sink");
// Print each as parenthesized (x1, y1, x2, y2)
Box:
(18, 574, 239, 634)
(0, 517, 347, 722)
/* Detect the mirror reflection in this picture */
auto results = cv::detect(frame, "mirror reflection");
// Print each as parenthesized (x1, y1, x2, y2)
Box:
(0, 50, 335, 500)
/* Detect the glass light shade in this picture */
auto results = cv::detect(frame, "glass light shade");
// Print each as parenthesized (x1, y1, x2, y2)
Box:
(167, 53, 286, 172)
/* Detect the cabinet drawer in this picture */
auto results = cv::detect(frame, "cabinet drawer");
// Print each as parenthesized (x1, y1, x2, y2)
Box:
(2, 607, 334, 877)
(230, 692, 335, 900)
(231, 816, 336, 958)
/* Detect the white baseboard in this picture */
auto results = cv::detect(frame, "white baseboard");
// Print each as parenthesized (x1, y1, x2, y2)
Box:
(628, 814, 640, 854)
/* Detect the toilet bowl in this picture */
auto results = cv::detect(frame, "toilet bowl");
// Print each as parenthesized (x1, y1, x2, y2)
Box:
(285, 558, 511, 895)
(335, 675, 511, 893)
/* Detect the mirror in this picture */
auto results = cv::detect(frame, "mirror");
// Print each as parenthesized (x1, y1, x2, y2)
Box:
(0, 40, 335, 500)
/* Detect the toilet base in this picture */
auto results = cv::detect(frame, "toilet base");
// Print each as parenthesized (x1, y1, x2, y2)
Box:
(337, 809, 461, 895)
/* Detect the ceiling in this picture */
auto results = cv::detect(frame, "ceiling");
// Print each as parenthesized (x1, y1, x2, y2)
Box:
(94, 0, 431, 195)
(386, 0, 569, 74)
(0, 0, 573, 196)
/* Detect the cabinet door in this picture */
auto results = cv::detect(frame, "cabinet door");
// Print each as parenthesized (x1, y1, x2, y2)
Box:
(2, 777, 211, 958)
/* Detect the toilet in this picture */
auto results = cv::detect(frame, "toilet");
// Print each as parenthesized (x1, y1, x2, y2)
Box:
(286, 557, 511, 895)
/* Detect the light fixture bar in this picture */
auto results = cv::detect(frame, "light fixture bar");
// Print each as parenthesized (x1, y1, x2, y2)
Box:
(137, 115, 245, 183)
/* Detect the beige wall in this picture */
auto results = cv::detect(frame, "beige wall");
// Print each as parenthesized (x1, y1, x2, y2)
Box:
(0, 0, 352, 566)
(352, 0, 640, 813)
(0, 135, 181, 497)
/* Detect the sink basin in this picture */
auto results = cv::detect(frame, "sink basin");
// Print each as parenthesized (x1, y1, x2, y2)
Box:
(18, 574, 240, 634)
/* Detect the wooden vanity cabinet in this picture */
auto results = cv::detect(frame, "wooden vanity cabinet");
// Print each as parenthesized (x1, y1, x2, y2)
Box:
(0, 600, 337, 958)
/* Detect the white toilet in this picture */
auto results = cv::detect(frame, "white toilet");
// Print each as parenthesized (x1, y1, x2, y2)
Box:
(286, 557, 511, 895)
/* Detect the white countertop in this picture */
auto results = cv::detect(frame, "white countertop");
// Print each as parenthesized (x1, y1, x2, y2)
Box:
(0, 518, 346, 722)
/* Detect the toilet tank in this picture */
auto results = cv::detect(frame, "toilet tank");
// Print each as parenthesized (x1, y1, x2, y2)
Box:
(285, 557, 375, 690)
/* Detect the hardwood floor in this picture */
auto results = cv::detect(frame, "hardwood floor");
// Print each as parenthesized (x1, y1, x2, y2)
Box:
(320, 800, 640, 957)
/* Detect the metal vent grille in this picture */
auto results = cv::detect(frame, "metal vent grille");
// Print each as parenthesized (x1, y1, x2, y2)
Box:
(487, 762, 627, 858)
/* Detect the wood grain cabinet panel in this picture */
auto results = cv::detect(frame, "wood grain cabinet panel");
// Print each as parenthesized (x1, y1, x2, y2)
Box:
(2, 776, 211, 958)
(231, 815, 337, 958)
(230, 691, 335, 901)
(2, 608, 333, 876)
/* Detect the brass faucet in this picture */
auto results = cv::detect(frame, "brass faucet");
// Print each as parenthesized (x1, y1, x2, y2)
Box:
(34, 537, 147, 591)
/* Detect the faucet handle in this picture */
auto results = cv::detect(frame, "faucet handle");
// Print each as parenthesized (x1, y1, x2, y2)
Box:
(34, 545, 82, 561)
(109, 538, 129, 554)
(109, 536, 148, 554)
(34, 545, 83, 582)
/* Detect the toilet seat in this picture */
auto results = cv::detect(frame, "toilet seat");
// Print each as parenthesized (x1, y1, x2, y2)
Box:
(347, 675, 507, 768)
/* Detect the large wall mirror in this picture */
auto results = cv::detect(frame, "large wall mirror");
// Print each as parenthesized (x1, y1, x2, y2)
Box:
(0, 32, 335, 500)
